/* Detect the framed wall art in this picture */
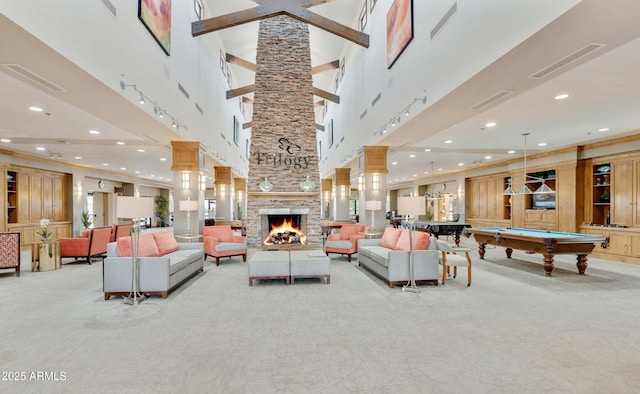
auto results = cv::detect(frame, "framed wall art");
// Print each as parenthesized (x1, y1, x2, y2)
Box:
(138, 0, 172, 56)
(386, 0, 414, 69)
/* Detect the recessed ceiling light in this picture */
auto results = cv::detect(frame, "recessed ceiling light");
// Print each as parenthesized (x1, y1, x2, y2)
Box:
(538, 142, 547, 147)
(458, 163, 464, 166)
(74, 156, 82, 160)
(29, 106, 43, 112)
(89, 130, 100, 135)
(508, 150, 516, 154)
(116, 141, 125, 145)
(391, 162, 397, 165)
(554, 93, 569, 100)
(36, 147, 46, 151)
(485, 156, 492, 160)
(413, 174, 417, 177)
(437, 168, 443, 171)
(120, 167, 126, 170)
(0, 138, 11, 143)
(485, 122, 496, 128)
(160, 157, 167, 161)
(424, 148, 431, 152)
(135, 170, 140, 174)
(424, 171, 429, 174)
(409, 154, 415, 158)
(103, 163, 109, 166)
(598, 128, 609, 132)
(444, 140, 453, 144)
(138, 149, 145, 153)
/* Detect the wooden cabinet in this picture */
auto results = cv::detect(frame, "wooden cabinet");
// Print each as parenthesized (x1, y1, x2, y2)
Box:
(581, 225, 640, 262)
(466, 173, 510, 225)
(14, 170, 67, 224)
(524, 209, 556, 231)
(612, 161, 633, 227)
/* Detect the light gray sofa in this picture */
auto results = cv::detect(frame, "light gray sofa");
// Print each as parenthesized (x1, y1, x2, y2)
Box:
(357, 232, 439, 288)
(103, 241, 204, 300)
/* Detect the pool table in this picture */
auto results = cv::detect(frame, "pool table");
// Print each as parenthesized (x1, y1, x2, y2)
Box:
(466, 227, 608, 276)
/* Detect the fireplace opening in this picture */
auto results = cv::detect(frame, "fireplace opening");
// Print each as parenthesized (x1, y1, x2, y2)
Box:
(264, 215, 306, 245)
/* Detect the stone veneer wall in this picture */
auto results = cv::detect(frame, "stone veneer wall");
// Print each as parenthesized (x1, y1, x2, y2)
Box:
(245, 15, 321, 247)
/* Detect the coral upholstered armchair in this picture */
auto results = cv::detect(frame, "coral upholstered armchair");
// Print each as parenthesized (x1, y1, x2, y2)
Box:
(203, 225, 247, 266)
(59, 226, 112, 264)
(324, 224, 367, 262)
(0, 232, 21, 277)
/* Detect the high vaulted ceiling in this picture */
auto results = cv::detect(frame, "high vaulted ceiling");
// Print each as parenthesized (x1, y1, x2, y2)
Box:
(1, 0, 640, 190)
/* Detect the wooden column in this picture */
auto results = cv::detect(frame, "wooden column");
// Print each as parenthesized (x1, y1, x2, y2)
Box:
(234, 177, 247, 221)
(335, 168, 350, 220)
(363, 146, 388, 228)
(215, 166, 232, 221)
(321, 178, 333, 219)
(171, 141, 202, 235)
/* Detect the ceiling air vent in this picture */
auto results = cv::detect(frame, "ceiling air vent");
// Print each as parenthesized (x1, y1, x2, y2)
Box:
(530, 43, 605, 78)
(431, 2, 458, 39)
(470, 90, 513, 110)
(99, 0, 117, 17)
(371, 92, 382, 107)
(178, 83, 190, 99)
(1, 64, 66, 92)
(195, 103, 204, 115)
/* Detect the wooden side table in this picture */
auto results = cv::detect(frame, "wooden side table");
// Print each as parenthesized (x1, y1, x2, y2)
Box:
(32, 241, 62, 271)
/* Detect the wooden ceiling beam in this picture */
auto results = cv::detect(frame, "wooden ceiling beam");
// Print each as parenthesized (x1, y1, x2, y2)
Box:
(192, 7, 283, 37)
(288, 9, 369, 48)
(193, 2, 368, 48)
(226, 84, 255, 99)
(312, 60, 339, 75)
(316, 123, 325, 132)
(314, 100, 326, 108)
(313, 87, 340, 104)
(242, 97, 254, 105)
(226, 53, 257, 72)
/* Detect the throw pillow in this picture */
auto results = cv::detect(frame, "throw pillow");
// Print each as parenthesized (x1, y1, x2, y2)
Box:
(380, 228, 403, 249)
(394, 230, 431, 250)
(116, 233, 160, 257)
(152, 230, 179, 255)
(339, 225, 363, 240)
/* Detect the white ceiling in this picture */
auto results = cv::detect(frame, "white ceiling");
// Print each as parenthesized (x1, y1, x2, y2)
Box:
(1, 0, 640, 190)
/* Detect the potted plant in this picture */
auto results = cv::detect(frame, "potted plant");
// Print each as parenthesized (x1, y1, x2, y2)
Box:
(81, 211, 93, 229)
(154, 195, 170, 227)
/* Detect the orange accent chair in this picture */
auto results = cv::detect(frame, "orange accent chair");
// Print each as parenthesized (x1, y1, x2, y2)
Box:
(203, 225, 248, 266)
(0, 232, 21, 277)
(324, 224, 367, 262)
(109, 224, 132, 242)
(59, 226, 112, 264)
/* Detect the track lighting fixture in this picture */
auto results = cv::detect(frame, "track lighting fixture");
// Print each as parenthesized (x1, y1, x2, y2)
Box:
(373, 94, 427, 137)
(120, 75, 187, 131)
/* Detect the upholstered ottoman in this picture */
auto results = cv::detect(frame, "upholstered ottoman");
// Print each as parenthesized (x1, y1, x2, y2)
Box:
(248, 251, 290, 286)
(289, 250, 331, 284)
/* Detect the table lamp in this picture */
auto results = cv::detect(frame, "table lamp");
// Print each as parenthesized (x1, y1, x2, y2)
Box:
(397, 196, 426, 293)
(365, 200, 382, 232)
(179, 198, 199, 236)
(117, 196, 154, 305)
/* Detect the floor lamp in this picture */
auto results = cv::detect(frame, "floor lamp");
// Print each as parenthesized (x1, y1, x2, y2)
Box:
(365, 200, 382, 232)
(179, 198, 199, 236)
(397, 196, 426, 293)
(117, 196, 154, 305)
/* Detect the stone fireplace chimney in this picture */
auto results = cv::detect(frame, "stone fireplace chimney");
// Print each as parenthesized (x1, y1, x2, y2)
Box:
(245, 15, 321, 247)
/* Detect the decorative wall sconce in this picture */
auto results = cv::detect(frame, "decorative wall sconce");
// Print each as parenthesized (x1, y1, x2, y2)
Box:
(76, 183, 82, 198)
(219, 185, 227, 197)
(358, 175, 364, 191)
(372, 174, 380, 191)
(199, 174, 206, 191)
(181, 173, 190, 190)
(340, 185, 347, 198)
(237, 191, 243, 202)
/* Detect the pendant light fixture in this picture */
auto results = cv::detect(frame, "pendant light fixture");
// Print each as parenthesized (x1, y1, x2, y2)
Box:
(426, 161, 443, 200)
(503, 133, 555, 195)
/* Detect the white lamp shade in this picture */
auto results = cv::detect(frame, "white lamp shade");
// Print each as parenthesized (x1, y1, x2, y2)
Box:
(365, 200, 382, 211)
(117, 196, 154, 219)
(179, 199, 199, 212)
(397, 196, 426, 216)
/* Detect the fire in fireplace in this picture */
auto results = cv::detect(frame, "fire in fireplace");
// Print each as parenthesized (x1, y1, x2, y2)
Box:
(263, 215, 306, 245)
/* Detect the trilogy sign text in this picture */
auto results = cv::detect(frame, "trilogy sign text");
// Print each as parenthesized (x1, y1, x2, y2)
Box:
(253, 138, 314, 170)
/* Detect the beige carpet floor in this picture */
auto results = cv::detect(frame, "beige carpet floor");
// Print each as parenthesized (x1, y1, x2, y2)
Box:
(1, 239, 640, 393)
